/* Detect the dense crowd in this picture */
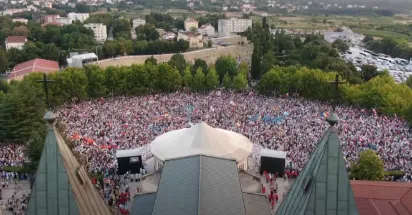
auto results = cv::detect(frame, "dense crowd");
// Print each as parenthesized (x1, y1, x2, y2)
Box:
(0, 143, 26, 167)
(55, 91, 412, 182)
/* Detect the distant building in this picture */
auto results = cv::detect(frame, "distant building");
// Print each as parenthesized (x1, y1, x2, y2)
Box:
(184, 18, 198, 32)
(5, 36, 27, 50)
(56, 17, 73, 25)
(67, 53, 98, 68)
(12, 18, 28, 24)
(162, 32, 177, 40)
(177, 31, 203, 48)
(84, 23, 107, 43)
(42, 14, 60, 24)
(198, 23, 215, 36)
(324, 28, 365, 45)
(67, 12, 89, 23)
(43, 1, 52, 8)
(5, 58, 58, 82)
(132, 18, 146, 29)
(218, 18, 252, 37)
(241, 4, 256, 13)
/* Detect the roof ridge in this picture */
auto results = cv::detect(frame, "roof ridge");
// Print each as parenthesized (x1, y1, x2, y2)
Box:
(369, 199, 383, 215)
(400, 187, 412, 200)
(33, 59, 39, 72)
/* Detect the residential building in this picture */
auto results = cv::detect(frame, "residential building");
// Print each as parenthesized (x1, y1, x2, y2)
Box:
(5, 36, 27, 50)
(43, 1, 52, 8)
(177, 31, 203, 48)
(42, 14, 60, 24)
(67, 12, 89, 23)
(241, 4, 256, 13)
(197, 23, 215, 36)
(132, 18, 146, 29)
(12, 18, 28, 24)
(162, 32, 177, 40)
(184, 18, 198, 32)
(324, 28, 365, 45)
(84, 23, 107, 43)
(218, 18, 252, 36)
(56, 17, 73, 25)
(5, 59, 58, 82)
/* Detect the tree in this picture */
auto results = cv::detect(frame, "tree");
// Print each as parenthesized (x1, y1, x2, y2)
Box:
(222, 72, 232, 89)
(215, 55, 237, 82)
(112, 18, 131, 39)
(251, 52, 262, 80)
(0, 49, 8, 73)
(84, 65, 107, 98)
(189, 26, 198, 32)
(193, 58, 208, 73)
(363, 35, 374, 43)
(332, 39, 349, 52)
(261, 51, 276, 76)
(41, 44, 59, 61)
(12, 25, 30, 36)
(205, 66, 219, 90)
(350, 150, 384, 181)
(136, 24, 160, 41)
(360, 64, 380, 82)
(157, 63, 182, 92)
(192, 67, 205, 91)
(406, 75, 412, 89)
(182, 66, 193, 88)
(207, 40, 212, 48)
(75, 3, 90, 13)
(145, 56, 158, 65)
(323, 19, 327, 24)
(232, 73, 248, 91)
(168, 53, 187, 73)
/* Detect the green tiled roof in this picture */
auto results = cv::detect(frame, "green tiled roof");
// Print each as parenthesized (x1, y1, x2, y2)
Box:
(276, 113, 359, 215)
(27, 111, 111, 215)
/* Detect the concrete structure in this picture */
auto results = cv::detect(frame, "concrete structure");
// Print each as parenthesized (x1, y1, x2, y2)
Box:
(218, 18, 252, 36)
(132, 18, 146, 29)
(67, 53, 98, 68)
(12, 18, 28, 24)
(67, 12, 89, 23)
(241, 4, 256, 13)
(5, 36, 27, 50)
(177, 31, 203, 48)
(162, 32, 176, 40)
(198, 23, 215, 36)
(5, 58, 58, 82)
(324, 28, 365, 45)
(184, 17, 198, 32)
(56, 17, 73, 25)
(84, 23, 107, 43)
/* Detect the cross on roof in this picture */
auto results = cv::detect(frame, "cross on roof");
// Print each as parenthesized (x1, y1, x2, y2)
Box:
(328, 74, 345, 112)
(37, 73, 54, 110)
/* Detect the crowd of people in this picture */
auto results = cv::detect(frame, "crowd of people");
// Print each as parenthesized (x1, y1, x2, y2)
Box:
(0, 143, 26, 167)
(55, 91, 412, 182)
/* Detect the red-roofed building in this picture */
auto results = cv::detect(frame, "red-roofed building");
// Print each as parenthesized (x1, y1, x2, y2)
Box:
(351, 180, 412, 215)
(6, 58, 59, 82)
(5, 36, 27, 50)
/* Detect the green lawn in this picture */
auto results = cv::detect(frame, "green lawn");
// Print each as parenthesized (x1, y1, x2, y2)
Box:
(352, 28, 410, 40)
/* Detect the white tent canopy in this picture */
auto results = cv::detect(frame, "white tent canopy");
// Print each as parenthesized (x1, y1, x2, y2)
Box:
(260, 149, 287, 159)
(116, 148, 142, 158)
(150, 122, 253, 162)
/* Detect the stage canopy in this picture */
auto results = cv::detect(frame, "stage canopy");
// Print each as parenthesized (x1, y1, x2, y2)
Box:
(260, 149, 287, 159)
(150, 122, 253, 162)
(116, 148, 142, 158)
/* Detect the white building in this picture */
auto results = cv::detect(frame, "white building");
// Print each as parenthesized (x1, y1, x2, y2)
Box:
(162, 32, 176, 40)
(177, 31, 203, 48)
(67, 13, 89, 23)
(184, 18, 198, 32)
(84, 23, 107, 43)
(218, 18, 252, 37)
(324, 28, 365, 45)
(56, 17, 73, 25)
(12, 18, 28, 24)
(132, 18, 146, 29)
(197, 23, 215, 36)
(5, 36, 27, 50)
(241, 4, 256, 13)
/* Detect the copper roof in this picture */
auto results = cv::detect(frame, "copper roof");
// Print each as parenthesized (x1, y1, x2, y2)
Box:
(8, 58, 58, 80)
(350, 180, 412, 215)
(6, 36, 27, 43)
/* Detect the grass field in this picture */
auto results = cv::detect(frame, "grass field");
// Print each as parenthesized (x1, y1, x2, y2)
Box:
(94, 37, 253, 68)
(352, 28, 410, 40)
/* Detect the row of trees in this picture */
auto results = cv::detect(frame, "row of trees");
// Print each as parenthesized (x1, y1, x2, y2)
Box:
(247, 18, 363, 84)
(257, 66, 412, 123)
(366, 37, 412, 60)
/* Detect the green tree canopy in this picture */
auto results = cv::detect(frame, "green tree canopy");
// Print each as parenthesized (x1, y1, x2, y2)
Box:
(205, 66, 219, 90)
(350, 150, 384, 181)
(222, 72, 232, 89)
(232, 73, 248, 91)
(168, 53, 187, 73)
(192, 67, 205, 92)
(215, 55, 238, 81)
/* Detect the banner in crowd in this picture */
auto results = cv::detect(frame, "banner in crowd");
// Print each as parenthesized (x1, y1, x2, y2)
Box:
(248, 114, 286, 124)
